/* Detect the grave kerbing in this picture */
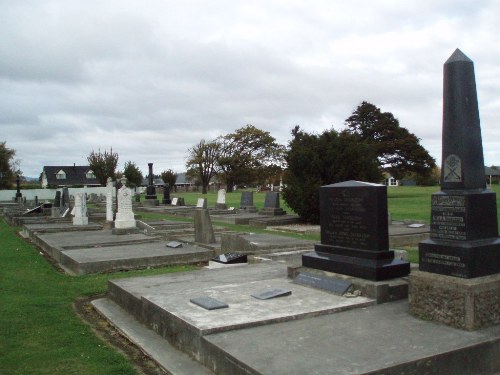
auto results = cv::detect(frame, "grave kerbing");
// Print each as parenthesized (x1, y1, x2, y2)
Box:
(302, 181, 410, 281)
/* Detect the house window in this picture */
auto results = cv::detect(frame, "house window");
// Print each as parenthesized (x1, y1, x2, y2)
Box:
(86, 170, 96, 179)
(56, 170, 66, 180)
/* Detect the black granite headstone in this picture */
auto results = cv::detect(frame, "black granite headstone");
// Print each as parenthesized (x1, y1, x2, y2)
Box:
(53, 191, 61, 208)
(240, 191, 254, 208)
(419, 49, 500, 278)
(190, 296, 228, 310)
(258, 191, 286, 216)
(302, 181, 410, 281)
(60, 187, 70, 214)
(15, 175, 22, 200)
(162, 183, 171, 204)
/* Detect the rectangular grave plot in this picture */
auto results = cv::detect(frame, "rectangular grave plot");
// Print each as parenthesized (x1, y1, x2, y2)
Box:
(190, 297, 229, 310)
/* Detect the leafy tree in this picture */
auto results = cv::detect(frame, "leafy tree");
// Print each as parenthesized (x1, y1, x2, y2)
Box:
(345, 101, 436, 180)
(216, 125, 285, 192)
(282, 126, 382, 223)
(160, 169, 177, 192)
(186, 139, 219, 194)
(123, 161, 143, 187)
(0, 141, 21, 189)
(87, 148, 118, 186)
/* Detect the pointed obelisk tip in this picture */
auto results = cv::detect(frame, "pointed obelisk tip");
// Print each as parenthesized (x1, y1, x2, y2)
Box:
(445, 48, 473, 64)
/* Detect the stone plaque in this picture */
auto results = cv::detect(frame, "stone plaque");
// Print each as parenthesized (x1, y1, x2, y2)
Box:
(251, 288, 292, 300)
(190, 297, 228, 310)
(166, 241, 183, 248)
(294, 272, 352, 295)
(443, 154, 462, 182)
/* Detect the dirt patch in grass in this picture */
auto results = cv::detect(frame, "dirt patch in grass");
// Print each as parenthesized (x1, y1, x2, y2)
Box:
(73, 295, 167, 375)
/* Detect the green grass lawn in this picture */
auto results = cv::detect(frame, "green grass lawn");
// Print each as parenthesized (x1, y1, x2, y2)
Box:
(0, 218, 196, 375)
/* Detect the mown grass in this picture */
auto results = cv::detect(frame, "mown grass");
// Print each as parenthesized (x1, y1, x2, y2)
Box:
(0, 218, 196, 375)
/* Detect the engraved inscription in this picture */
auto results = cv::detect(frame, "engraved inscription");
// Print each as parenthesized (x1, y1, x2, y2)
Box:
(323, 189, 371, 249)
(443, 154, 462, 182)
(431, 195, 467, 240)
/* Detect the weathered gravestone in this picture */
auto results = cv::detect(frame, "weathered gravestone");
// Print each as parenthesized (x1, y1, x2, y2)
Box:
(196, 198, 207, 209)
(215, 189, 227, 209)
(144, 162, 159, 206)
(60, 188, 70, 217)
(258, 191, 286, 216)
(302, 181, 410, 281)
(171, 197, 178, 206)
(51, 191, 61, 217)
(240, 191, 257, 212)
(113, 177, 137, 232)
(105, 177, 114, 223)
(410, 49, 500, 330)
(194, 209, 216, 244)
(72, 193, 88, 225)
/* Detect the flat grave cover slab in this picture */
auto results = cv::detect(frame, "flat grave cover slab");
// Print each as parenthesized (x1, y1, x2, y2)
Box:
(111, 263, 374, 335)
(23, 222, 102, 235)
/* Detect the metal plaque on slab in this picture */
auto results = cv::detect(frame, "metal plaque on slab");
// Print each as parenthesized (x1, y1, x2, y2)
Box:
(166, 241, 183, 248)
(251, 288, 292, 300)
(190, 297, 228, 310)
(294, 272, 352, 295)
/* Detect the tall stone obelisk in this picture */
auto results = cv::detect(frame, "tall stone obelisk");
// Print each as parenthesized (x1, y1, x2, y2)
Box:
(419, 49, 500, 278)
(410, 49, 500, 330)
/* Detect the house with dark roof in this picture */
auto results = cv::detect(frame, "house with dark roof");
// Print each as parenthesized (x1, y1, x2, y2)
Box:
(485, 166, 500, 185)
(41, 165, 100, 188)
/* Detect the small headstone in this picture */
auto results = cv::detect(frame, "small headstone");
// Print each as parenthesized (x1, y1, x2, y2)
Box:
(114, 177, 136, 229)
(190, 296, 228, 310)
(166, 241, 183, 248)
(258, 191, 286, 216)
(196, 198, 207, 209)
(215, 189, 227, 209)
(171, 197, 178, 205)
(240, 191, 257, 212)
(211, 253, 247, 264)
(194, 209, 216, 244)
(106, 177, 114, 222)
(294, 272, 352, 295)
(251, 288, 292, 300)
(72, 193, 88, 226)
(162, 183, 171, 204)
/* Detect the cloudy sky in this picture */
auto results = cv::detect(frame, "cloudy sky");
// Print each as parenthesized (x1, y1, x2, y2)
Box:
(1, 0, 499, 177)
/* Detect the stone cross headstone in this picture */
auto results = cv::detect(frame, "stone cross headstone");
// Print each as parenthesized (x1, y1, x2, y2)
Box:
(106, 177, 114, 222)
(258, 191, 286, 216)
(302, 181, 410, 281)
(240, 191, 257, 212)
(72, 193, 88, 225)
(418, 49, 500, 278)
(114, 177, 136, 229)
(196, 198, 207, 209)
(194, 209, 216, 244)
(215, 189, 227, 209)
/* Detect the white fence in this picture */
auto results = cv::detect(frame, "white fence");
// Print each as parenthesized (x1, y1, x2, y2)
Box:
(0, 187, 112, 202)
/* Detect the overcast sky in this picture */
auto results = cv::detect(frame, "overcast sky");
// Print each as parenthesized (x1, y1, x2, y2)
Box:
(1, 1, 499, 177)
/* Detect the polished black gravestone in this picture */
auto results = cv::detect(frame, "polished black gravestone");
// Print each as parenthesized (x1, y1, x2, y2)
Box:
(302, 181, 410, 281)
(240, 191, 257, 212)
(419, 49, 500, 278)
(258, 191, 286, 216)
(162, 183, 171, 204)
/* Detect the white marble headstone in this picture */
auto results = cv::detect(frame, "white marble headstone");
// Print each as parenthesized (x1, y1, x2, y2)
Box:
(171, 197, 178, 205)
(72, 193, 88, 225)
(106, 177, 114, 222)
(114, 177, 136, 229)
(217, 189, 226, 204)
(196, 198, 207, 209)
